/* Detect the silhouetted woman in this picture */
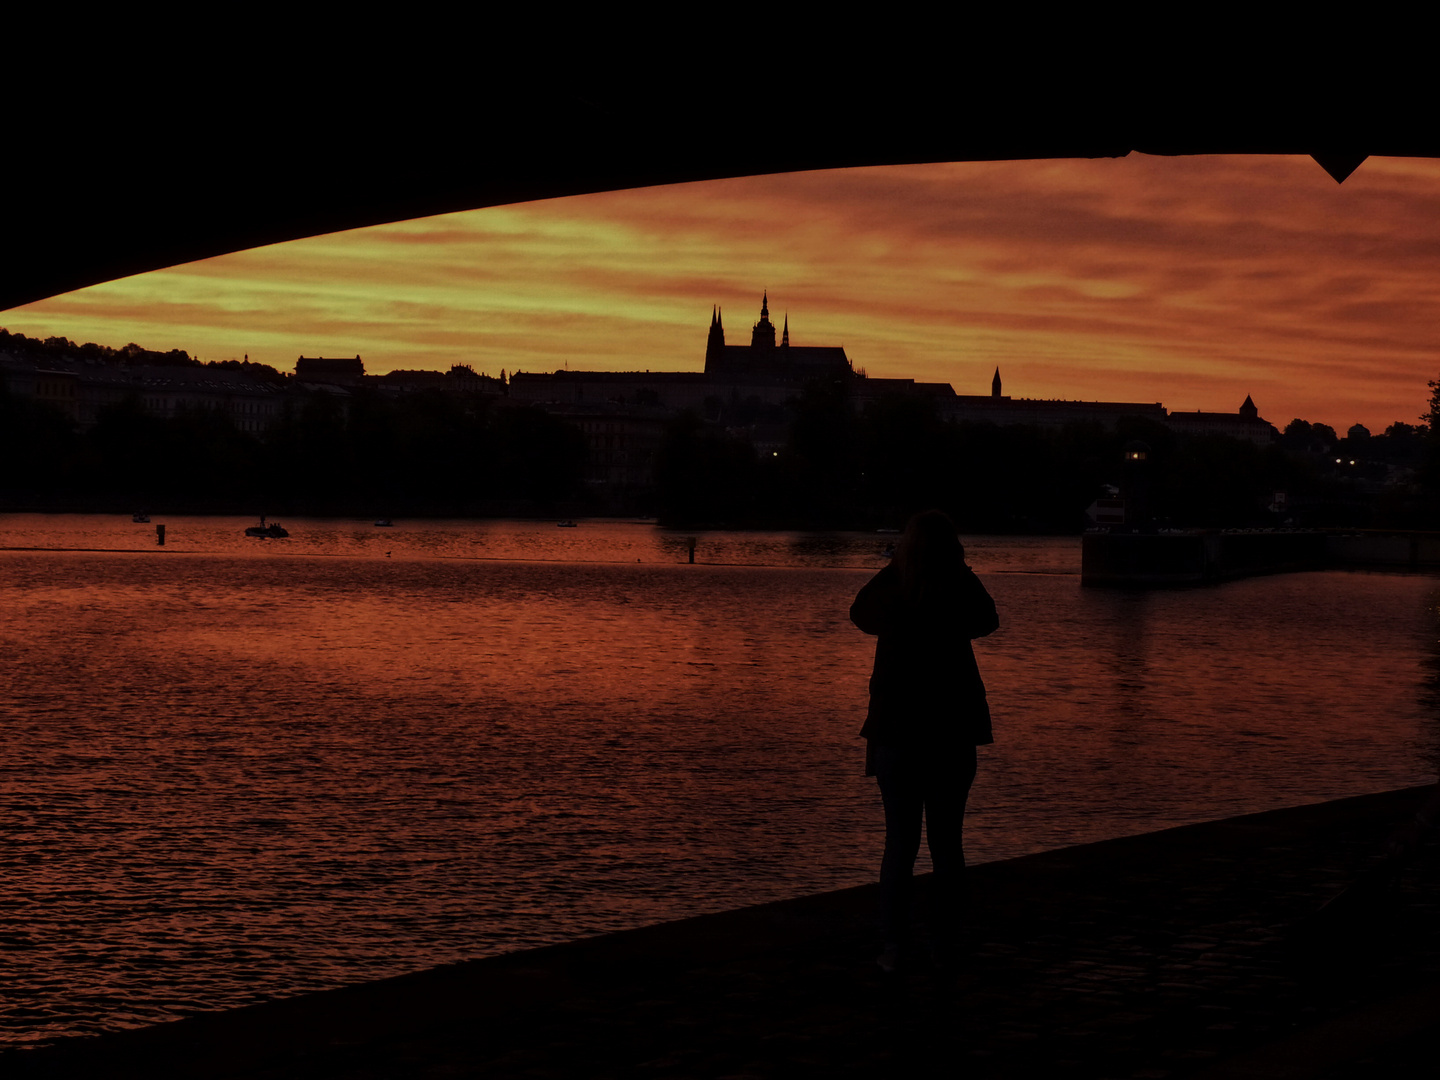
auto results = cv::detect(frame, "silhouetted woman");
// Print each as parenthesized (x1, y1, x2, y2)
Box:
(850, 510, 999, 972)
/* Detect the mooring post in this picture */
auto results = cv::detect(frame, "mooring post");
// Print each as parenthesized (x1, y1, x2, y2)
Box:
(156, 524, 165, 546)
(687, 536, 696, 564)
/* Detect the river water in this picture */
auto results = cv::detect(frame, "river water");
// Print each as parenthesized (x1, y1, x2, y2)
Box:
(2, 514, 1438, 1048)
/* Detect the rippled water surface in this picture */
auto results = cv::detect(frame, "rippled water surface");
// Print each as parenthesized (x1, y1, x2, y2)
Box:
(2, 515, 1438, 1047)
(0, 512, 1078, 572)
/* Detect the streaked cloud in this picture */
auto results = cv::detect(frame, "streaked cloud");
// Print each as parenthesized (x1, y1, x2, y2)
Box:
(6, 154, 1440, 431)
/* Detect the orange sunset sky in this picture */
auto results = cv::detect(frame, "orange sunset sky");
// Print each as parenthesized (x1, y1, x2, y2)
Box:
(6, 153, 1440, 434)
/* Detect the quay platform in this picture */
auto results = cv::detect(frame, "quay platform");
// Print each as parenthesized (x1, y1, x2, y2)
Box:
(8, 784, 1440, 1078)
(1082, 528, 1440, 586)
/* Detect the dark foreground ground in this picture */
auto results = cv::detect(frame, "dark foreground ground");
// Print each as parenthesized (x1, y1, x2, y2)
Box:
(9, 786, 1440, 1079)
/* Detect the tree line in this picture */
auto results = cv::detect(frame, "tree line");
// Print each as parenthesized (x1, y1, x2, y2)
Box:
(4, 376, 1436, 528)
(0, 385, 586, 517)
(5, 326, 1439, 529)
(655, 378, 1440, 531)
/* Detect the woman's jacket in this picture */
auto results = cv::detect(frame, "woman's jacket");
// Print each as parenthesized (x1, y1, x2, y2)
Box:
(850, 561, 999, 750)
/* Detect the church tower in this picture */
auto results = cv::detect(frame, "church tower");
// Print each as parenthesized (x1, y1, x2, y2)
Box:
(751, 292, 777, 349)
(992, 367, 1002, 399)
(781, 313, 789, 348)
(1239, 394, 1258, 419)
(705, 305, 726, 372)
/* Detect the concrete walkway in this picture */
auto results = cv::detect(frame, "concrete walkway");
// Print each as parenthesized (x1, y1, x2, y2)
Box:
(9, 786, 1440, 1078)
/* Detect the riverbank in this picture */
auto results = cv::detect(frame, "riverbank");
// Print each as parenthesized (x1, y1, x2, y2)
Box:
(10, 785, 1440, 1078)
(1083, 528, 1440, 585)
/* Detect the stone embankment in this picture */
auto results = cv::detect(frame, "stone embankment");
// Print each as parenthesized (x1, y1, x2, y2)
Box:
(9, 785, 1440, 1078)
(1083, 529, 1440, 585)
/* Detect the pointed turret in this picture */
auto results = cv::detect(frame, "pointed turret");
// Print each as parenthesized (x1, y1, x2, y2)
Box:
(705, 303, 727, 374)
(992, 367, 1002, 399)
(750, 292, 777, 348)
(781, 313, 789, 347)
(1239, 394, 1258, 419)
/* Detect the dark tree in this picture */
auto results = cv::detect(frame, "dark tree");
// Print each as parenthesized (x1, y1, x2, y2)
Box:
(0, 386, 79, 504)
(784, 378, 863, 525)
(655, 410, 760, 525)
(492, 405, 587, 507)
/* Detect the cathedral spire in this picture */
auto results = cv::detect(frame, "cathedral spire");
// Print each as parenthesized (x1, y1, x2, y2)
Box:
(705, 302, 727, 373)
(750, 292, 777, 348)
(992, 367, 1002, 398)
(781, 313, 789, 347)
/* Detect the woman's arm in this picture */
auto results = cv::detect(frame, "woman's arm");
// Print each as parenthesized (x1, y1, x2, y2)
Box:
(850, 565, 900, 636)
(961, 570, 1000, 639)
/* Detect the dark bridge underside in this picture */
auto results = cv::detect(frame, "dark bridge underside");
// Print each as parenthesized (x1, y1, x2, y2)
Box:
(5, 68, 1434, 314)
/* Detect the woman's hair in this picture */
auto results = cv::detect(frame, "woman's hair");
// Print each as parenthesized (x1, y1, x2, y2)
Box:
(894, 509, 965, 601)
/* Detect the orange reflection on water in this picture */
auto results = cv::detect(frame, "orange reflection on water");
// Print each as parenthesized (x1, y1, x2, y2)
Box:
(1, 528, 1437, 1046)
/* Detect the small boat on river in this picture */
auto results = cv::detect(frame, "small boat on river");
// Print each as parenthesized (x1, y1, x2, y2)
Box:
(245, 516, 289, 539)
(556, 520, 577, 528)
(374, 519, 393, 527)
(132, 512, 150, 523)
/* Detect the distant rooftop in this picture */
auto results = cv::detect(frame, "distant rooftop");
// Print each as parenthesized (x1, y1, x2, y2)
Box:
(295, 355, 365, 378)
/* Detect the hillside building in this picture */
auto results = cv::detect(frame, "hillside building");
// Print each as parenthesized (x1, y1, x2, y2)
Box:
(0, 348, 282, 432)
(1165, 394, 1278, 445)
(295, 355, 365, 386)
(939, 367, 1170, 429)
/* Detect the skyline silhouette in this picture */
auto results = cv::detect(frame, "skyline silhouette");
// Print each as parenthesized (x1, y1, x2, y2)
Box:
(6, 155, 1440, 435)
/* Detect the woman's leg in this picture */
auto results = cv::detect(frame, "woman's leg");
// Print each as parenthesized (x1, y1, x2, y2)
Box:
(874, 743, 925, 947)
(923, 744, 979, 951)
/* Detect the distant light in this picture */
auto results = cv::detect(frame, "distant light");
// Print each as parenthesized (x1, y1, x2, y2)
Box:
(1350, 460, 1356, 465)
(1335, 458, 1343, 464)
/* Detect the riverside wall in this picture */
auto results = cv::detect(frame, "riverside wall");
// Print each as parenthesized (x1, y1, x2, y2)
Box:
(1082, 529, 1440, 586)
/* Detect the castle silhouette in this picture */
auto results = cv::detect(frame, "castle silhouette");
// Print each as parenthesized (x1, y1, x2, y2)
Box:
(506, 293, 1273, 442)
(0, 295, 1277, 501)
(702, 291, 853, 383)
(498, 295, 1276, 491)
